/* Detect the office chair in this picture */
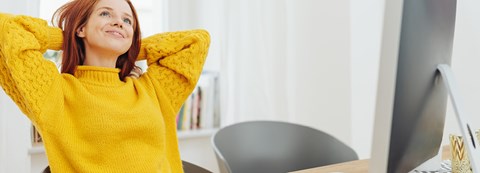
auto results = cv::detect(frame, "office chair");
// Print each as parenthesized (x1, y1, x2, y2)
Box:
(211, 120, 359, 173)
(42, 160, 211, 173)
(182, 160, 212, 173)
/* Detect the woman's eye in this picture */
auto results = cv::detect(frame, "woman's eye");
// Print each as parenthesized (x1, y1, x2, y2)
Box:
(123, 18, 132, 25)
(100, 11, 110, 17)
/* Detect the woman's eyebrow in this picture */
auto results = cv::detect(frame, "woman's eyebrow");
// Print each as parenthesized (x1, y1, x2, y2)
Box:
(96, 6, 133, 18)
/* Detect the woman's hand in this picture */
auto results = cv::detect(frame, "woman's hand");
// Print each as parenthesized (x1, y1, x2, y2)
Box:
(128, 66, 143, 79)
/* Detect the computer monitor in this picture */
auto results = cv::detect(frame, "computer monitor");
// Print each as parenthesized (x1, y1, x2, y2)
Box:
(370, 0, 457, 172)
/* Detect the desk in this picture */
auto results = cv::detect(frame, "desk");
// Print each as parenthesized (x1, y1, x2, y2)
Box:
(291, 146, 451, 173)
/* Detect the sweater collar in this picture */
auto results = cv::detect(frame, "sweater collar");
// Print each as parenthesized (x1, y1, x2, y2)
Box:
(74, 66, 124, 86)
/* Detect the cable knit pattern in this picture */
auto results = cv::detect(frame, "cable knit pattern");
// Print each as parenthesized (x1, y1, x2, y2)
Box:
(138, 30, 210, 113)
(0, 13, 210, 173)
(0, 13, 63, 122)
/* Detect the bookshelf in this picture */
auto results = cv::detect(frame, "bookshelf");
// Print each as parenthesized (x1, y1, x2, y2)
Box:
(175, 71, 220, 132)
(28, 145, 45, 155)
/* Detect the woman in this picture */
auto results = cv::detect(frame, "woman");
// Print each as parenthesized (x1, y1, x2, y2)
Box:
(0, 0, 210, 172)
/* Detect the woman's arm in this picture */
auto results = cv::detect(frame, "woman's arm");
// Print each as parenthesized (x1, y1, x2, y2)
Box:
(137, 29, 210, 113)
(0, 13, 63, 122)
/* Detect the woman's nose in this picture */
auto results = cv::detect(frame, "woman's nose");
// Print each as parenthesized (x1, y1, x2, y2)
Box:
(111, 17, 123, 28)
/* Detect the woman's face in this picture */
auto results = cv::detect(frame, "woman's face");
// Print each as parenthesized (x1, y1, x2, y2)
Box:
(77, 0, 134, 58)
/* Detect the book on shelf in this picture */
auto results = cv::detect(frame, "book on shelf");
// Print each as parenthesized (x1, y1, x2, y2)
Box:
(176, 71, 220, 132)
(32, 125, 42, 145)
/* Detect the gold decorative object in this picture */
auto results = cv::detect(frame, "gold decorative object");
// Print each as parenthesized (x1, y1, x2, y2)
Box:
(449, 129, 480, 173)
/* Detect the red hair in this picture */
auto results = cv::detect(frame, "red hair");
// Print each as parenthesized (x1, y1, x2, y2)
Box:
(53, 0, 141, 81)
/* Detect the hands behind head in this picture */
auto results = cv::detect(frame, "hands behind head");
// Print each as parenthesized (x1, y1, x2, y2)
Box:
(128, 66, 142, 79)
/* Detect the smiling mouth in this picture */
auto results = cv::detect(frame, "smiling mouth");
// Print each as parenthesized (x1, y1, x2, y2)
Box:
(106, 31, 124, 38)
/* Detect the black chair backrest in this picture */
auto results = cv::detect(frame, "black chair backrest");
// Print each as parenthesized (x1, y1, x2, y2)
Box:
(182, 160, 212, 173)
(211, 121, 359, 173)
(42, 166, 50, 173)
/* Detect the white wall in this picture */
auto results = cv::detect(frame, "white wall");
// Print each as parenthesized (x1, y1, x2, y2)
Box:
(350, 0, 384, 159)
(30, 154, 49, 173)
(447, 0, 480, 141)
(0, 93, 3, 173)
(0, 0, 39, 16)
(0, 93, 32, 173)
(0, 86, 33, 173)
(284, 0, 352, 146)
(166, 0, 224, 73)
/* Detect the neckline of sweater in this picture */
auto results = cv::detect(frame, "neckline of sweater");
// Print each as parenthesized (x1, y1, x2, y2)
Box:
(74, 66, 124, 87)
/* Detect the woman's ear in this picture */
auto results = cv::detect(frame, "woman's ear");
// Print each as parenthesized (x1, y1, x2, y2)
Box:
(77, 27, 86, 38)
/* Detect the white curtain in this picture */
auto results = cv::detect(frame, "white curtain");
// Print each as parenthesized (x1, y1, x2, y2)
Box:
(222, 0, 292, 123)
(165, 0, 352, 144)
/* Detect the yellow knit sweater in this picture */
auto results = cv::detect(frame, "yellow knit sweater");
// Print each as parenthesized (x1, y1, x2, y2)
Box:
(0, 13, 210, 173)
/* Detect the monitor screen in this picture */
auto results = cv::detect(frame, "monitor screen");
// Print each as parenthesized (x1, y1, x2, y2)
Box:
(370, 0, 457, 172)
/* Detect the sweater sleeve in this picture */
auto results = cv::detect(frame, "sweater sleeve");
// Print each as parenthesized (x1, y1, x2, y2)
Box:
(0, 13, 63, 122)
(137, 29, 210, 113)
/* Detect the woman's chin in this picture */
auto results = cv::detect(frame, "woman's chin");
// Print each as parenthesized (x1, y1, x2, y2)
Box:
(107, 46, 130, 56)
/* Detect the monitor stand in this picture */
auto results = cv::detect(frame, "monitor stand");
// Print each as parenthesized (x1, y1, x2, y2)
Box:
(435, 64, 480, 172)
(408, 64, 480, 172)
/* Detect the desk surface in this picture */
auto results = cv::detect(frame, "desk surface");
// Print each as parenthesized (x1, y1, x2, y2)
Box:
(291, 146, 451, 173)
